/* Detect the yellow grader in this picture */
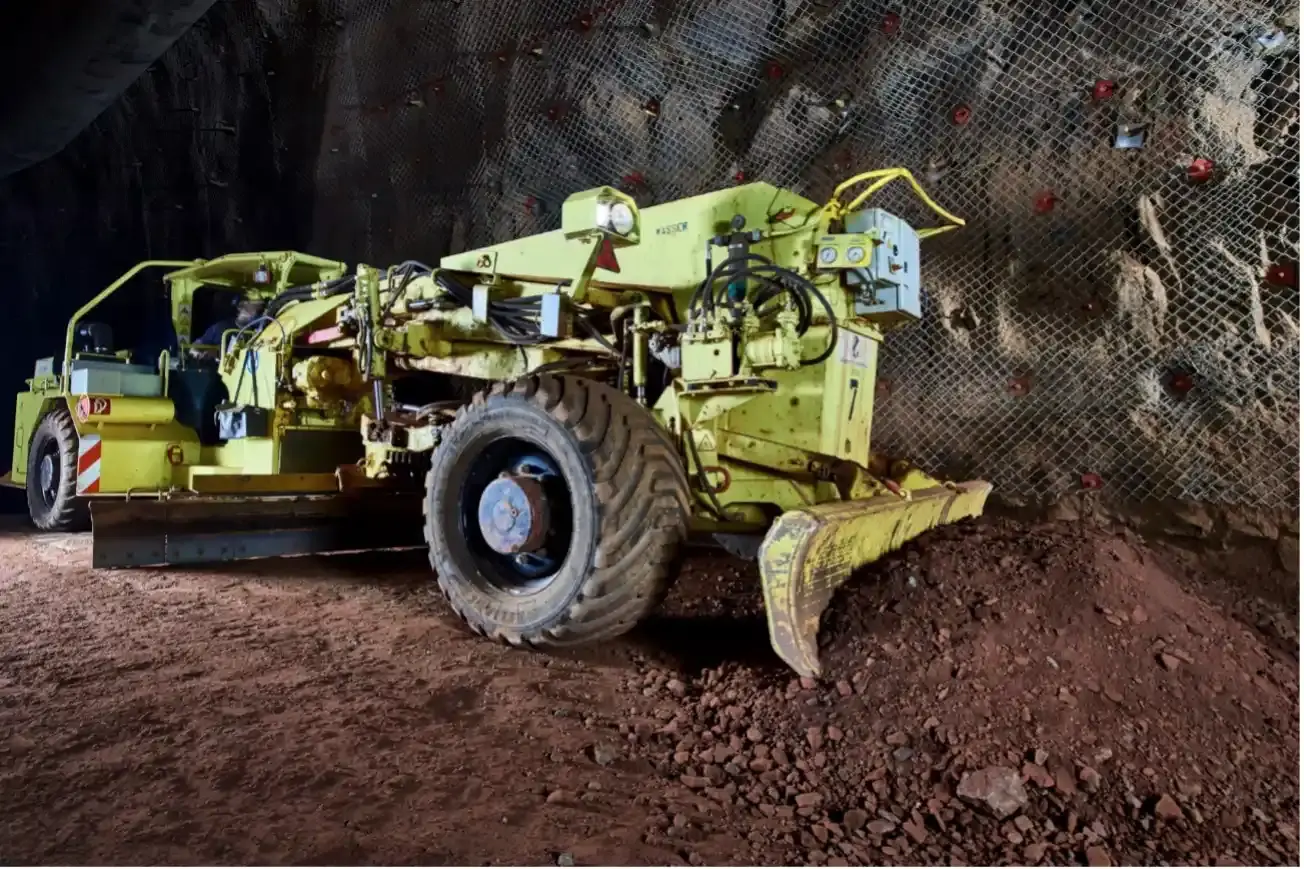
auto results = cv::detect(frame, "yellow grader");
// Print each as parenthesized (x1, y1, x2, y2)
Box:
(6, 169, 989, 676)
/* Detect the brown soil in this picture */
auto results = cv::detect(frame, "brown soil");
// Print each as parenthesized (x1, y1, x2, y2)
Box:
(0, 518, 1296, 866)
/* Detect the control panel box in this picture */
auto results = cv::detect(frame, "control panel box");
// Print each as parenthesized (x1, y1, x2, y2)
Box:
(843, 208, 922, 325)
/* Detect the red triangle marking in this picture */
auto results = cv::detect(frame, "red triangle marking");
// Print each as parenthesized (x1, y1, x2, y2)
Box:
(596, 237, 621, 273)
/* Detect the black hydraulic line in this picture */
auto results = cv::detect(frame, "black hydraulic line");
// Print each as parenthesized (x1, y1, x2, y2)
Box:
(684, 425, 730, 521)
(381, 260, 434, 317)
(265, 274, 356, 320)
(688, 250, 838, 365)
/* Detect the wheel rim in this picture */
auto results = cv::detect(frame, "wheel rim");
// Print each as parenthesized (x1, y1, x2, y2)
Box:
(457, 437, 574, 594)
(37, 447, 59, 508)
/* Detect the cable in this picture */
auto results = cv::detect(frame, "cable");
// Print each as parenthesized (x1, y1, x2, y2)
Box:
(381, 260, 433, 317)
(433, 272, 619, 352)
(683, 426, 730, 521)
(689, 251, 838, 365)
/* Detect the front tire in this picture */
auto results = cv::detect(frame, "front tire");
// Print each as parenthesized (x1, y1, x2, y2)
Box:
(424, 374, 691, 646)
(26, 408, 90, 532)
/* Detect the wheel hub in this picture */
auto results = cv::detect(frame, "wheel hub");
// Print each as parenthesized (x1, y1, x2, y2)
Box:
(38, 454, 55, 495)
(477, 474, 551, 555)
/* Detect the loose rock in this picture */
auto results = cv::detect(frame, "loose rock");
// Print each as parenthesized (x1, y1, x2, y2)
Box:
(956, 766, 1028, 819)
(591, 743, 618, 766)
(843, 809, 869, 832)
(1085, 845, 1112, 866)
(1154, 794, 1184, 821)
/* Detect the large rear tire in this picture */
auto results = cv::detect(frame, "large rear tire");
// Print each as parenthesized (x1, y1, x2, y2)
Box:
(424, 374, 691, 646)
(26, 408, 90, 532)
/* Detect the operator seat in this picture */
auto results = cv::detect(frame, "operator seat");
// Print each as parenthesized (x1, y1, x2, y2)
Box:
(167, 357, 228, 446)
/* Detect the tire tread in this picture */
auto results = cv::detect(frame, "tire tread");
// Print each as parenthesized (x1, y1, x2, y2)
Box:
(425, 374, 690, 648)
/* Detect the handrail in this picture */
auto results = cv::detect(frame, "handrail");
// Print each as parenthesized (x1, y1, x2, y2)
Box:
(61, 260, 198, 392)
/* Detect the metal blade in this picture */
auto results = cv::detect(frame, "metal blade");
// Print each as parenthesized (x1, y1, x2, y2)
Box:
(757, 480, 991, 677)
(90, 493, 426, 568)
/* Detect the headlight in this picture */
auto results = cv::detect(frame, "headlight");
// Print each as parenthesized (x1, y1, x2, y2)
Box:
(596, 200, 636, 235)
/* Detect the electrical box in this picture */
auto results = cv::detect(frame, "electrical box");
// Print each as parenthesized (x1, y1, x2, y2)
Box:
(215, 404, 270, 440)
(682, 338, 734, 381)
(539, 293, 570, 338)
(845, 208, 922, 325)
(472, 285, 490, 323)
(68, 359, 164, 398)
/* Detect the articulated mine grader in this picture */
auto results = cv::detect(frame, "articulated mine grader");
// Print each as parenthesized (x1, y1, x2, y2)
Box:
(6, 169, 989, 676)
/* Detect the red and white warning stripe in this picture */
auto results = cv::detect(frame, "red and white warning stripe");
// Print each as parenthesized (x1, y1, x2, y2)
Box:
(76, 434, 101, 494)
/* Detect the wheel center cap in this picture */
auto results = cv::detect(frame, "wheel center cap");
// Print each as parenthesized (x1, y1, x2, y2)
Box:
(478, 475, 551, 555)
(39, 455, 54, 491)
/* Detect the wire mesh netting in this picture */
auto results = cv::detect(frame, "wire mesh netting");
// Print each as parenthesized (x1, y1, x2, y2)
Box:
(17, 0, 1302, 510)
(315, 0, 1299, 509)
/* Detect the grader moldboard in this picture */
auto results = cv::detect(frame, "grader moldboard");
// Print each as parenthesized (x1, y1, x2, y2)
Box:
(7, 170, 990, 677)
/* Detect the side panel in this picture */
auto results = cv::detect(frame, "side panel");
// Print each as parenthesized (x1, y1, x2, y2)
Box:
(819, 327, 878, 462)
(10, 391, 63, 484)
(86, 422, 203, 493)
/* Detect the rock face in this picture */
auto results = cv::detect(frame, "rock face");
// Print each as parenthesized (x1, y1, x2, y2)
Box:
(0, 0, 1296, 517)
(956, 766, 1029, 819)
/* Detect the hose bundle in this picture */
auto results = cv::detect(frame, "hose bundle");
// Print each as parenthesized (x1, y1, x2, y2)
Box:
(687, 252, 838, 366)
(265, 274, 356, 320)
(432, 272, 615, 352)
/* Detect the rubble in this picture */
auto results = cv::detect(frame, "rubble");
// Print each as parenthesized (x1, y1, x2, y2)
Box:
(956, 767, 1029, 819)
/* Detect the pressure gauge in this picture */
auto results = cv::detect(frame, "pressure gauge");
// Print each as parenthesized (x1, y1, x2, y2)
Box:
(846, 245, 867, 264)
(818, 246, 838, 265)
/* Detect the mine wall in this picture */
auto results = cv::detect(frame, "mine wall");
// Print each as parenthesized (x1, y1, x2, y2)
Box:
(0, 0, 1296, 555)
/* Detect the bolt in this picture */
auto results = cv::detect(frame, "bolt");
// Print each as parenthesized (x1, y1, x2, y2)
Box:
(1169, 372, 1194, 395)
(1265, 262, 1297, 288)
(1187, 158, 1215, 183)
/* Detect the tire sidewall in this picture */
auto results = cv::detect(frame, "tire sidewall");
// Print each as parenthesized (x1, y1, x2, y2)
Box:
(26, 412, 74, 529)
(427, 393, 601, 635)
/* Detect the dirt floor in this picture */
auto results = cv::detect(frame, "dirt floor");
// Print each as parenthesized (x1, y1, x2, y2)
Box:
(0, 517, 1297, 866)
